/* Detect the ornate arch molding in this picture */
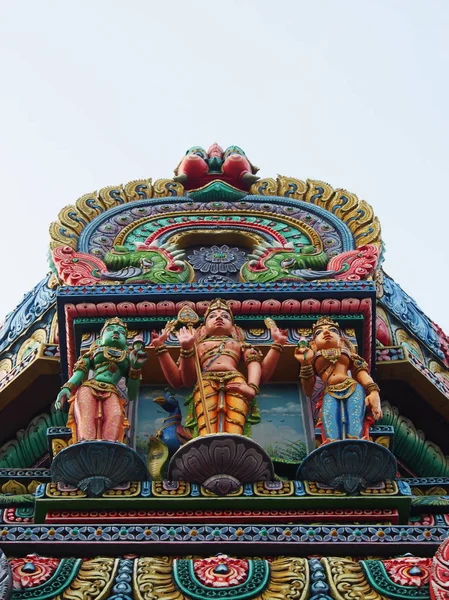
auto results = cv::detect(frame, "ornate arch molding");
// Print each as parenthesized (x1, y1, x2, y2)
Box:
(49, 176, 381, 252)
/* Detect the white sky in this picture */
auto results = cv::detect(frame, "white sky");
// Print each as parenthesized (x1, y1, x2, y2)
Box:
(1, 1, 448, 334)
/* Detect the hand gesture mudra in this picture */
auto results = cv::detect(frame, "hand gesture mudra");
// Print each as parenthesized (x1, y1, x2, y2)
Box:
(151, 320, 177, 348)
(129, 347, 148, 369)
(294, 344, 314, 365)
(271, 326, 288, 346)
(177, 326, 195, 349)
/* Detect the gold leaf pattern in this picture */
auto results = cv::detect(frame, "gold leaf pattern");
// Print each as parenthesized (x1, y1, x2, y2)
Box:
(304, 179, 335, 208)
(133, 557, 309, 600)
(60, 557, 118, 600)
(260, 557, 309, 600)
(49, 221, 79, 251)
(58, 206, 88, 235)
(123, 178, 153, 201)
(17, 329, 47, 363)
(277, 176, 307, 200)
(0, 359, 13, 375)
(52, 438, 68, 456)
(1, 480, 27, 495)
(134, 557, 184, 600)
(75, 192, 106, 220)
(48, 168, 382, 252)
(322, 557, 382, 600)
(249, 178, 278, 196)
(98, 185, 128, 209)
(153, 179, 184, 197)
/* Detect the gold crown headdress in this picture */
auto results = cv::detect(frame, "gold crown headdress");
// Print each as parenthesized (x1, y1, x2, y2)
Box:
(312, 316, 340, 336)
(204, 298, 234, 323)
(100, 317, 128, 336)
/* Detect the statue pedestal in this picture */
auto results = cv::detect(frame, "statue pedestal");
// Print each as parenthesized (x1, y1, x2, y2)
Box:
(51, 440, 149, 497)
(167, 434, 275, 496)
(297, 439, 397, 494)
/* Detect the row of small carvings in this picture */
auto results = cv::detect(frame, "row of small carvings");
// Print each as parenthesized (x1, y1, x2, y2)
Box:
(0, 524, 446, 545)
(1, 554, 438, 600)
(5, 506, 449, 527)
(34, 479, 408, 499)
(0, 479, 407, 502)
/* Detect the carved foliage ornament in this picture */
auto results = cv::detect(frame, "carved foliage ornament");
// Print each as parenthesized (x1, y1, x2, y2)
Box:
(49, 169, 381, 253)
(134, 556, 309, 600)
(322, 557, 383, 600)
(431, 536, 449, 599)
(9, 554, 59, 589)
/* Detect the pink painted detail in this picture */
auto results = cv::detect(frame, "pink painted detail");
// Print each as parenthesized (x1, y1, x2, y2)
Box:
(208, 143, 223, 158)
(53, 246, 106, 285)
(376, 314, 393, 346)
(3, 508, 34, 524)
(193, 555, 249, 588)
(410, 514, 435, 526)
(141, 221, 287, 247)
(383, 557, 431, 587)
(175, 144, 256, 191)
(430, 537, 449, 599)
(10, 554, 60, 589)
(329, 244, 379, 280)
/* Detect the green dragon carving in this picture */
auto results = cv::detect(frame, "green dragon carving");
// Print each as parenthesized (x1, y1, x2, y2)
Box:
(102, 245, 192, 284)
(241, 243, 329, 283)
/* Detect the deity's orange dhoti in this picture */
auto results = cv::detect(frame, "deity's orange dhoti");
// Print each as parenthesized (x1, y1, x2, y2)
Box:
(194, 372, 250, 436)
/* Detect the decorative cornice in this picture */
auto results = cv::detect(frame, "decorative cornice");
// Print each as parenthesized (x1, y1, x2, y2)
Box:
(49, 176, 381, 251)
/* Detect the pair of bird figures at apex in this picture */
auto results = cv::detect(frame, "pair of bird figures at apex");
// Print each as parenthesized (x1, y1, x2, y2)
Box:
(55, 299, 382, 446)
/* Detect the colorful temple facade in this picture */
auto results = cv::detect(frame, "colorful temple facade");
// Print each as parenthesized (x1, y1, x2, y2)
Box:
(0, 144, 449, 598)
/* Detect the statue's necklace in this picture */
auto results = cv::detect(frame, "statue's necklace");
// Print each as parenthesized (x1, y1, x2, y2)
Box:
(102, 346, 127, 373)
(321, 347, 341, 364)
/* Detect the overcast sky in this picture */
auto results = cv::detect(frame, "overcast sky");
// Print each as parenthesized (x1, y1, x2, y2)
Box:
(1, 1, 448, 335)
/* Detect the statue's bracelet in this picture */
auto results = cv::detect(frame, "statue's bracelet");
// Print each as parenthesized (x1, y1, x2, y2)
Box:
(300, 364, 314, 379)
(364, 382, 380, 394)
(270, 343, 284, 353)
(248, 383, 260, 394)
(155, 345, 168, 356)
(129, 367, 142, 380)
(180, 347, 195, 359)
(61, 381, 76, 393)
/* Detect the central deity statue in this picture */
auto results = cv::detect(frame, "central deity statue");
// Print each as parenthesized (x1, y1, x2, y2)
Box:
(153, 299, 287, 436)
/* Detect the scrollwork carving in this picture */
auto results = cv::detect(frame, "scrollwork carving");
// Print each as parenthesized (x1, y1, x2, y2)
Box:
(61, 557, 117, 600)
(153, 179, 184, 197)
(322, 557, 382, 600)
(134, 557, 309, 600)
(134, 557, 183, 600)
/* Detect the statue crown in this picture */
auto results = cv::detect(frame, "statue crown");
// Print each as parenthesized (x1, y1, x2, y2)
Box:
(312, 316, 340, 336)
(100, 317, 128, 336)
(204, 298, 234, 322)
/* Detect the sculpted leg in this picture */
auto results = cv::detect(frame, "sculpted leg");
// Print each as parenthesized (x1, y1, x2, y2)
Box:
(195, 381, 218, 435)
(102, 393, 125, 442)
(345, 383, 366, 439)
(321, 393, 341, 442)
(74, 387, 98, 441)
(225, 376, 249, 435)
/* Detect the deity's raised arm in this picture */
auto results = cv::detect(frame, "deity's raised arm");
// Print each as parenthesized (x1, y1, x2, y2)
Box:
(152, 299, 287, 437)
